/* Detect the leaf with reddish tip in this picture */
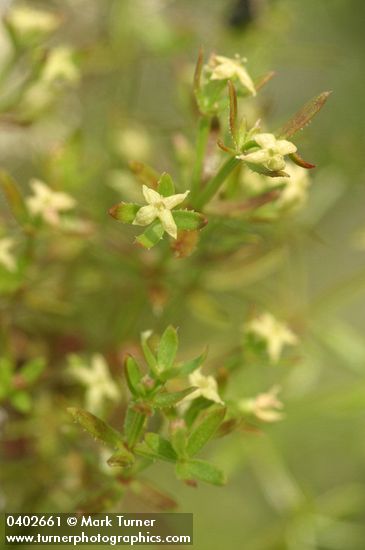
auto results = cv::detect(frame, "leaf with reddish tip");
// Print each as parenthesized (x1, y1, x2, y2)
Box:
(278, 91, 332, 139)
(255, 71, 276, 92)
(290, 152, 316, 169)
(108, 202, 140, 222)
(193, 48, 204, 97)
(128, 160, 159, 188)
(173, 210, 207, 231)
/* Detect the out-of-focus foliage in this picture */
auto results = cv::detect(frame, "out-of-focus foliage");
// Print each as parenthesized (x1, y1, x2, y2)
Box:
(1, 1, 365, 549)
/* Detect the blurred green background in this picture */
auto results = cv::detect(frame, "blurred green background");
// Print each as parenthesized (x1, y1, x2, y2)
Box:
(1, 1, 365, 549)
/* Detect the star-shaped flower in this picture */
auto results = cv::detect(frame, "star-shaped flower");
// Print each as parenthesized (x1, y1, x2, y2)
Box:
(133, 185, 189, 239)
(42, 47, 80, 84)
(182, 368, 224, 405)
(26, 179, 76, 226)
(209, 54, 256, 96)
(239, 385, 284, 423)
(68, 354, 119, 414)
(245, 312, 298, 363)
(0, 238, 16, 272)
(238, 133, 297, 172)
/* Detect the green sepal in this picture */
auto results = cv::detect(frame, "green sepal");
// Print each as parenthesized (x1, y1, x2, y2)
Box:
(175, 459, 225, 486)
(108, 202, 140, 223)
(135, 221, 164, 249)
(68, 407, 125, 450)
(187, 406, 226, 457)
(173, 210, 207, 231)
(157, 173, 175, 197)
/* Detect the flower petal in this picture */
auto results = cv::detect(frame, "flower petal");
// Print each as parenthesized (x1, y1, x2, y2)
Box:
(158, 208, 178, 239)
(142, 185, 161, 205)
(163, 190, 190, 210)
(254, 133, 277, 149)
(133, 205, 157, 226)
(241, 150, 270, 165)
(276, 139, 297, 155)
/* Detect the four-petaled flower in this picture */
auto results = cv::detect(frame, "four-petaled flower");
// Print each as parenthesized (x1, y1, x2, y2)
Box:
(245, 312, 298, 363)
(68, 354, 119, 414)
(0, 238, 16, 272)
(209, 54, 256, 96)
(133, 185, 189, 239)
(26, 179, 76, 226)
(238, 133, 297, 172)
(239, 385, 284, 423)
(183, 368, 224, 405)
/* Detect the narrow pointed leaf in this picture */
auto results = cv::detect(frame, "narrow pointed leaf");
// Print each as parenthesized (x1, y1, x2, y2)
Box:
(135, 221, 164, 249)
(145, 433, 177, 462)
(125, 356, 143, 396)
(68, 407, 124, 449)
(140, 331, 158, 375)
(289, 152, 315, 169)
(173, 210, 207, 231)
(152, 387, 196, 409)
(278, 91, 332, 139)
(157, 173, 175, 197)
(228, 80, 238, 142)
(179, 348, 208, 377)
(0, 171, 28, 224)
(123, 405, 147, 448)
(108, 202, 140, 223)
(187, 406, 226, 457)
(176, 459, 225, 486)
(157, 325, 178, 371)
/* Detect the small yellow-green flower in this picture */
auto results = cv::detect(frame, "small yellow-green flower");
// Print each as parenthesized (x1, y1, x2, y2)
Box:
(238, 133, 297, 172)
(42, 47, 79, 84)
(239, 386, 284, 423)
(6, 5, 60, 36)
(245, 312, 298, 363)
(133, 185, 189, 239)
(183, 368, 224, 405)
(68, 354, 119, 414)
(26, 179, 76, 226)
(209, 54, 256, 96)
(0, 238, 16, 271)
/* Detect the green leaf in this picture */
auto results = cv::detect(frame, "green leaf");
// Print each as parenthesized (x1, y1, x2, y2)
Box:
(157, 173, 175, 197)
(187, 406, 226, 457)
(20, 357, 46, 384)
(135, 221, 164, 249)
(157, 325, 178, 371)
(0, 170, 28, 225)
(140, 331, 158, 375)
(10, 391, 32, 413)
(173, 210, 207, 231)
(123, 405, 147, 448)
(107, 449, 135, 467)
(152, 387, 195, 409)
(169, 420, 188, 458)
(278, 91, 332, 139)
(179, 348, 208, 377)
(176, 459, 225, 486)
(68, 407, 124, 449)
(0, 358, 13, 399)
(108, 202, 140, 223)
(144, 433, 177, 462)
(125, 356, 143, 397)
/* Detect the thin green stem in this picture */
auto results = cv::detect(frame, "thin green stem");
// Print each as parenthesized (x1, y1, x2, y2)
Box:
(193, 156, 240, 210)
(190, 116, 211, 201)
